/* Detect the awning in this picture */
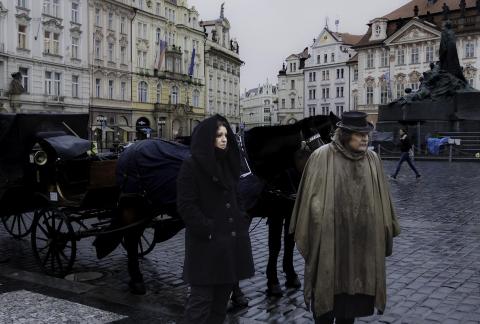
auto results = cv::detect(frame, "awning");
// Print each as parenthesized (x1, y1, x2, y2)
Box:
(91, 126, 115, 132)
(118, 126, 137, 132)
(139, 127, 153, 134)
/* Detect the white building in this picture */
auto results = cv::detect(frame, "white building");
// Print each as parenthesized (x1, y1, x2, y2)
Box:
(0, 0, 90, 113)
(277, 48, 308, 124)
(240, 81, 278, 129)
(304, 28, 361, 117)
(353, 0, 480, 124)
(88, 0, 135, 146)
(201, 4, 242, 131)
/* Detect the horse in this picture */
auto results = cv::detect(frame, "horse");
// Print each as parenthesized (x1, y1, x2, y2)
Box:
(93, 113, 339, 296)
(240, 113, 339, 297)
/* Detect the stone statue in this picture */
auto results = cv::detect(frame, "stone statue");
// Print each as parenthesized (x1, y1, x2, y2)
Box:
(220, 3, 225, 19)
(414, 5, 419, 17)
(442, 3, 450, 20)
(439, 21, 466, 82)
(211, 30, 217, 42)
(390, 23, 476, 106)
(7, 72, 25, 96)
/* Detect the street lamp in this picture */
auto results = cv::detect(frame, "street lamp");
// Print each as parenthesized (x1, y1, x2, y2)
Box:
(96, 116, 107, 152)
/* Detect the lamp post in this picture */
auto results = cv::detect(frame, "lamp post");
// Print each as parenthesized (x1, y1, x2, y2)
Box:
(96, 115, 107, 152)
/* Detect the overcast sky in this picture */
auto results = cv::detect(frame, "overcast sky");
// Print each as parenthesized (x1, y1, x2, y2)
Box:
(189, 0, 411, 92)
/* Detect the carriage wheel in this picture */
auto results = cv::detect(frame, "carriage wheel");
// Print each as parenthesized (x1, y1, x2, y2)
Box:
(138, 226, 156, 257)
(31, 208, 76, 277)
(121, 226, 156, 258)
(1, 211, 35, 239)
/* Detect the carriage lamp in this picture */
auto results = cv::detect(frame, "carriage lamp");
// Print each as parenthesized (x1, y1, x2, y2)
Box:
(29, 143, 48, 166)
(33, 150, 48, 166)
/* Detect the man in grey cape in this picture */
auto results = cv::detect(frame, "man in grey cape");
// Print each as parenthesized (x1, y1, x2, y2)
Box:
(290, 111, 400, 324)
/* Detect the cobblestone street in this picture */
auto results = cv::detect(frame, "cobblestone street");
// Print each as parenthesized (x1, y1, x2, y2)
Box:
(0, 161, 479, 323)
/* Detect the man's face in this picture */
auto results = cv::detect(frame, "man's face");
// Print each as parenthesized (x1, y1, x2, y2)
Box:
(348, 132, 369, 152)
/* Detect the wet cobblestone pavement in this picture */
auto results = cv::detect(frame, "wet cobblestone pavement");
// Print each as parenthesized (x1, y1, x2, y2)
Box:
(1, 161, 479, 323)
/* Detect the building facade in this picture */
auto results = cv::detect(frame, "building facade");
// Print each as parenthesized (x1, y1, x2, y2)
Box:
(353, 0, 480, 124)
(201, 4, 242, 131)
(88, 0, 134, 148)
(303, 28, 361, 117)
(276, 48, 308, 125)
(0, 0, 90, 114)
(131, 0, 206, 141)
(240, 81, 277, 129)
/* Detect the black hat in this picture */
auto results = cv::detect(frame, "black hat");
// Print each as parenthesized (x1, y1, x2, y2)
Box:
(336, 111, 374, 133)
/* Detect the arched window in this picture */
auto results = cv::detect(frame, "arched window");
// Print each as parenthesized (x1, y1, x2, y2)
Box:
(156, 83, 161, 103)
(193, 89, 200, 107)
(138, 81, 148, 102)
(171, 85, 178, 104)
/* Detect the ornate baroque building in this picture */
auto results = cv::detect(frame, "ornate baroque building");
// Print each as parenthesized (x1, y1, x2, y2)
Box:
(88, 0, 134, 146)
(0, 0, 90, 114)
(353, 0, 480, 124)
(276, 48, 309, 125)
(240, 80, 278, 129)
(201, 4, 242, 131)
(303, 28, 361, 117)
(131, 0, 205, 141)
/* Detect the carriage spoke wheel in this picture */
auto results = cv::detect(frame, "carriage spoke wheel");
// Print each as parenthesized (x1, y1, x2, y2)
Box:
(1, 211, 35, 239)
(121, 226, 156, 258)
(137, 227, 156, 257)
(31, 208, 76, 277)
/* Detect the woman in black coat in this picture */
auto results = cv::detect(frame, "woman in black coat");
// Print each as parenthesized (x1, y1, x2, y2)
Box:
(177, 114, 255, 324)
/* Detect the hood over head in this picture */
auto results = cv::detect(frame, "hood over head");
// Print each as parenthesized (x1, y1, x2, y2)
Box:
(190, 114, 240, 183)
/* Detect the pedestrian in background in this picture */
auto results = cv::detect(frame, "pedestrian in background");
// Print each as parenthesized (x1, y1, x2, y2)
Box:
(177, 114, 254, 324)
(391, 128, 421, 179)
(290, 111, 400, 324)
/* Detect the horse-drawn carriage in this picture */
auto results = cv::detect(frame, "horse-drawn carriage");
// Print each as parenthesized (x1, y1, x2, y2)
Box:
(0, 112, 338, 280)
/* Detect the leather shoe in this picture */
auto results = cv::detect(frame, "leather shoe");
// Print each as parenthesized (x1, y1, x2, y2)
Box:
(129, 280, 146, 295)
(285, 275, 301, 289)
(266, 283, 283, 297)
(231, 292, 249, 308)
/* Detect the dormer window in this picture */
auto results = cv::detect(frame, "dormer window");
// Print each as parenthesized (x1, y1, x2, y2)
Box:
(375, 25, 381, 36)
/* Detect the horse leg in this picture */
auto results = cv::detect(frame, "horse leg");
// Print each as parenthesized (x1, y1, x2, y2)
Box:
(283, 213, 301, 289)
(266, 215, 283, 296)
(123, 207, 147, 295)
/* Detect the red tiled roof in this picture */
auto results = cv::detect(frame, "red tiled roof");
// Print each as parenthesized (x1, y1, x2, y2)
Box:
(383, 0, 476, 20)
(334, 33, 363, 46)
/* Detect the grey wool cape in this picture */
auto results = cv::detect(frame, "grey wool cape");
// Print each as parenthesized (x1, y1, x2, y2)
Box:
(289, 141, 400, 317)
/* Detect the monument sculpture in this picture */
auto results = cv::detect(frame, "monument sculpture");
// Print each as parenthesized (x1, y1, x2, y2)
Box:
(377, 21, 480, 147)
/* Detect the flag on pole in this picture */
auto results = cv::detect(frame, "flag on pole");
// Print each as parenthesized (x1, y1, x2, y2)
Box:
(188, 47, 196, 77)
(384, 71, 392, 99)
(155, 40, 167, 70)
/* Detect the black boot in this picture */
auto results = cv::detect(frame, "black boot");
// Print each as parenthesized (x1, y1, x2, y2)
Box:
(231, 285, 249, 308)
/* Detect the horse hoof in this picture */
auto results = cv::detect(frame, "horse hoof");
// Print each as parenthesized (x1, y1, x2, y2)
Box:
(285, 276, 301, 289)
(129, 280, 147, 295)
(266, 283, 283, 297)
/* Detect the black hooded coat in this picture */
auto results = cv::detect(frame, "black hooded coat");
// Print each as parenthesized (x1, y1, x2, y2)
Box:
(176, 115, 255, 285)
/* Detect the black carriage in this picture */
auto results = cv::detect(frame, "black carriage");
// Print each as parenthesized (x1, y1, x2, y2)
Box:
(0, 113, 165, 277)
